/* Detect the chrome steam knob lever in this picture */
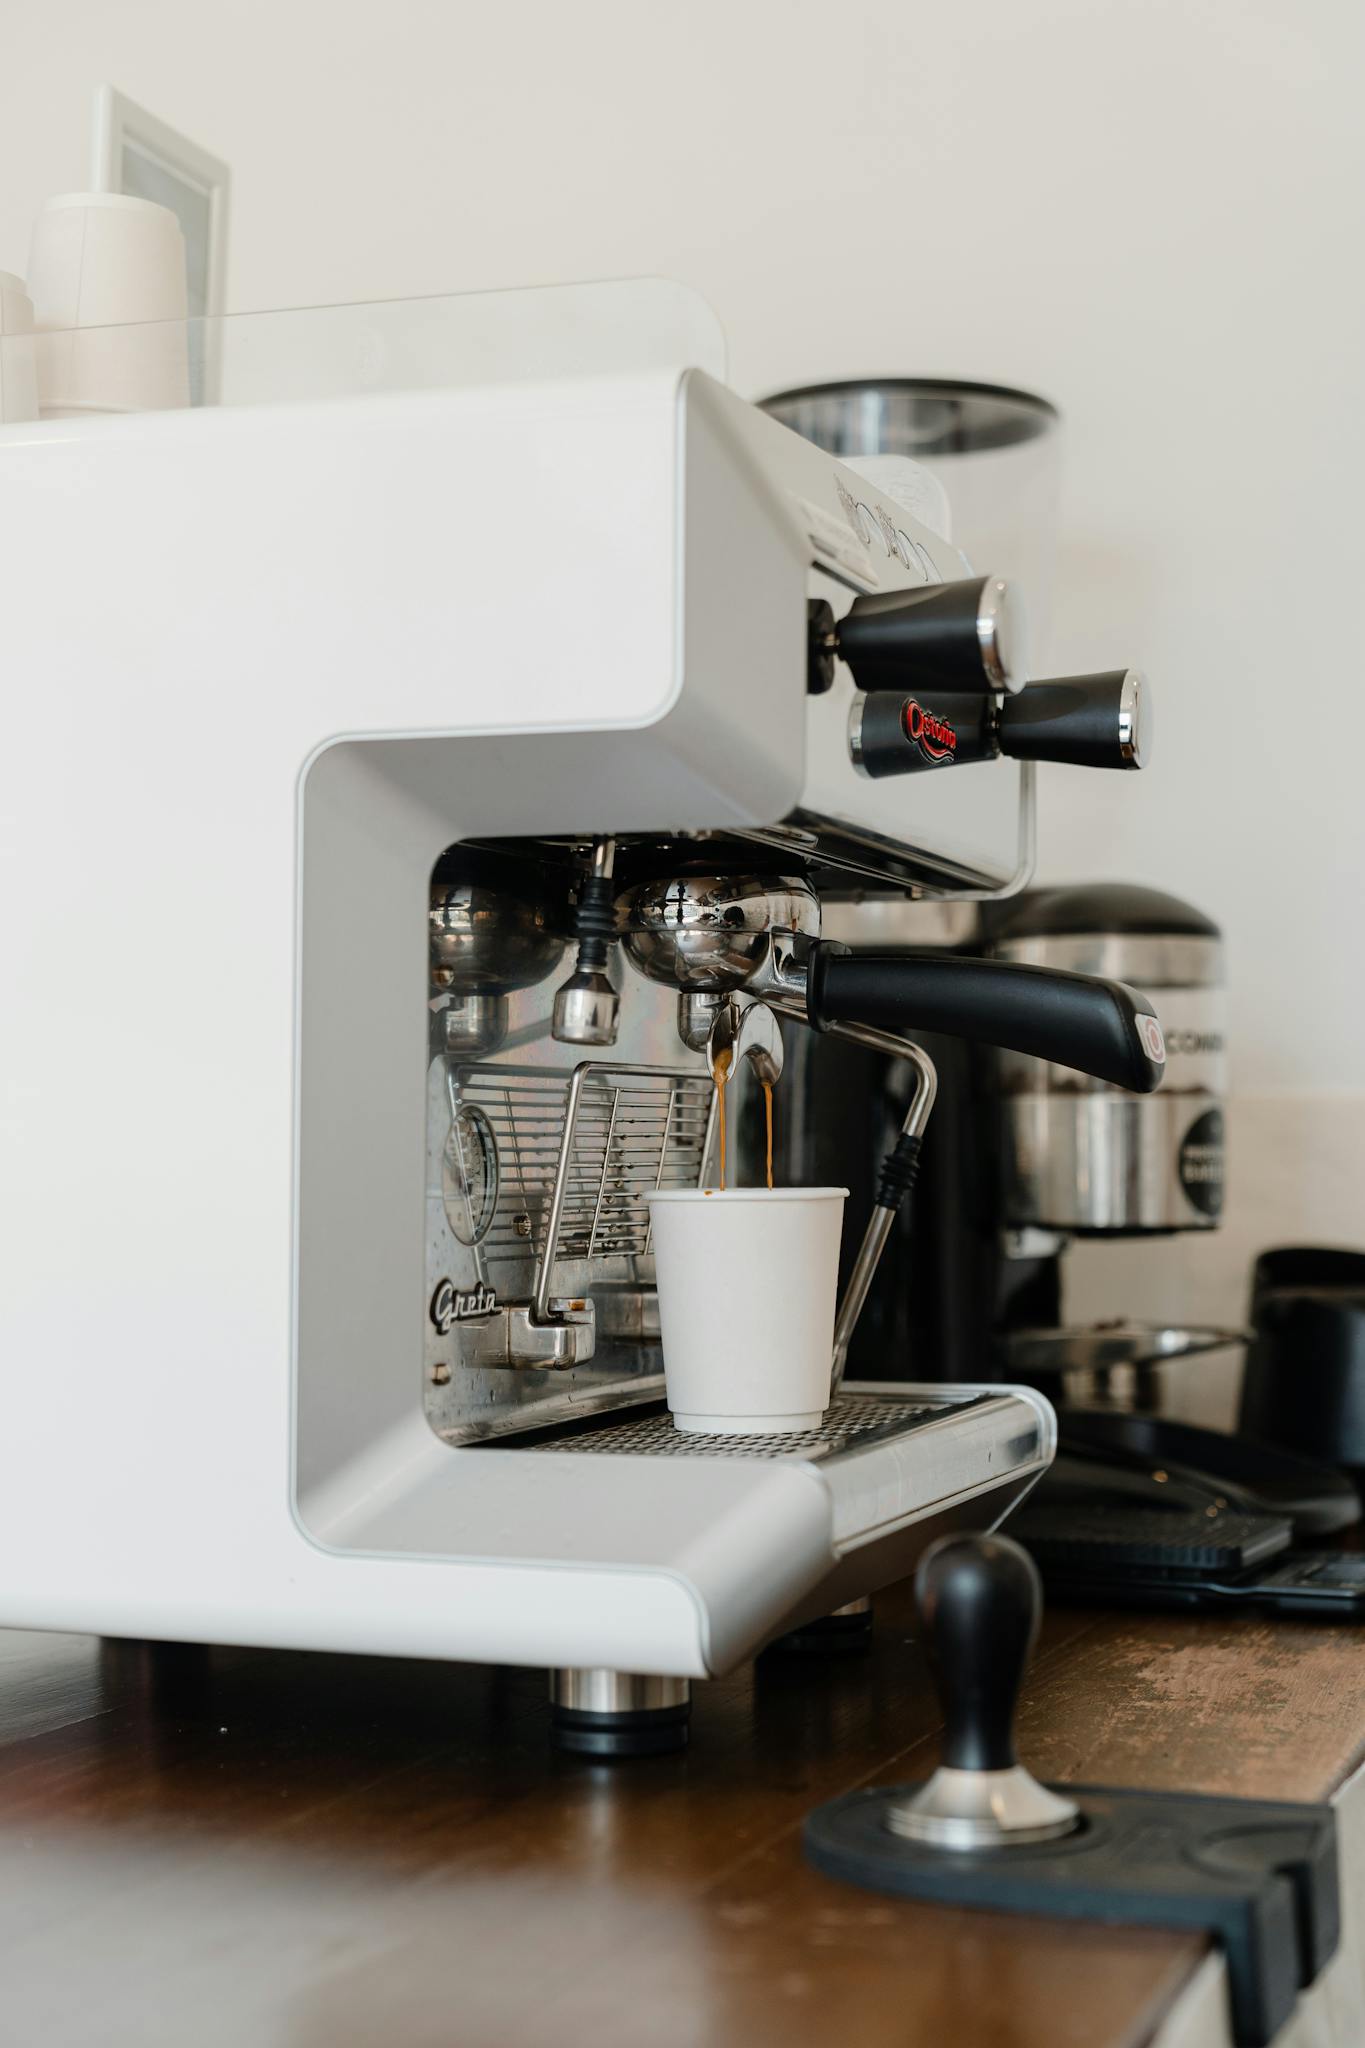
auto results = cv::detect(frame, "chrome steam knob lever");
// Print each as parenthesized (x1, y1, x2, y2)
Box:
(886, 1534, 1079, 1849)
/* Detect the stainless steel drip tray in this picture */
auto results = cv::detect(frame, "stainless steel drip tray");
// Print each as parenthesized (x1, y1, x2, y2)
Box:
(514, 1382, 1055, 1556)
(519, 1389, 988, 1463)
(304, 1381, 1053, 1677)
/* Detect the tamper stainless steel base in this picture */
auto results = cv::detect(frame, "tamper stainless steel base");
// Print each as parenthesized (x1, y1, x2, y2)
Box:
(882, 1532, 1079, 1849)
(886, 1762, 1078, 1849)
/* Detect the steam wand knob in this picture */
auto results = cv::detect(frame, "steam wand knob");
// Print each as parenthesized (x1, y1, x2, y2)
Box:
(886, 1533, 1079, 1849)
(552, 836, 621, 1047)
(836, 577, 1028, 695)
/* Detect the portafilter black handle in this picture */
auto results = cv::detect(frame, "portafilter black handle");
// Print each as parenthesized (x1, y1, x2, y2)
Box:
(806, 947, 1166, 1093)
(916, 1534, 1041, 1772)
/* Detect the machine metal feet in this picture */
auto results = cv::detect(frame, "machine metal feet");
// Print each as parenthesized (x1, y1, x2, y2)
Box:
(548, 1669, 691, 1758)
(769, 1595, 875, 1656)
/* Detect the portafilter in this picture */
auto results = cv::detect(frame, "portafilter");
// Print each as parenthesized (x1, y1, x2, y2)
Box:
(616, 874, 1169, 1095)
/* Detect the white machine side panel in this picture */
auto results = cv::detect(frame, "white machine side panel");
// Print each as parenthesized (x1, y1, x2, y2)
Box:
(0, 371, 813, 1665)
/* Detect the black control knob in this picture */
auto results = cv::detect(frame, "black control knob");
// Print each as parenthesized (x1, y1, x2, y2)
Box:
(885, 1534, 1079, 1848)
(849, 689, 997, 776)
(999, 669, 1146, 769)
(848, 670, 1149, 780)
(836, 577, 1028, 695)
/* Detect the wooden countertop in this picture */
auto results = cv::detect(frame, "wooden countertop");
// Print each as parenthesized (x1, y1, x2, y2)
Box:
(3, 1591, 1364, 2048)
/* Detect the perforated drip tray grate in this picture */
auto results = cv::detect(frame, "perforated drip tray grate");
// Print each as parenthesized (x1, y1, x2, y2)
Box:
(522, 1391, 987, 1462)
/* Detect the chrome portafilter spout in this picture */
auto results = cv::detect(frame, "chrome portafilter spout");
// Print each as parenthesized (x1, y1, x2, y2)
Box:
(706, 998, 784, 1088)
(616, 872, 822, 1051)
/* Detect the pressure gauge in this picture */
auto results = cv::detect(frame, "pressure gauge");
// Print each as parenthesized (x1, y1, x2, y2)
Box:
(441, 1101, 500, 1246)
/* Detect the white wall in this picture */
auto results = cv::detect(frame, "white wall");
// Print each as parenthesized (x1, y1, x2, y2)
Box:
(3, 0, 1363, 1324)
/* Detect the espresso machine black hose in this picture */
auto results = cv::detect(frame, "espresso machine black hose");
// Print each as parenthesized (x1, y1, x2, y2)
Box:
(805, 948, 1166, 1095)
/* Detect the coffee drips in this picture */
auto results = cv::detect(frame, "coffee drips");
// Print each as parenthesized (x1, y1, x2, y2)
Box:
(709, 1031, 777, 1191)
(713, 1042, 733, 1190)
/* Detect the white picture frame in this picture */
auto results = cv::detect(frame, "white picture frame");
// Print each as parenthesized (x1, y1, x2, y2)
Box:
(90, 85, 230, 320)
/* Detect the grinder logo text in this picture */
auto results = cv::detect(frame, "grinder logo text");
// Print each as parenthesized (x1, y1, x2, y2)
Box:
(901, 697, 958, 763)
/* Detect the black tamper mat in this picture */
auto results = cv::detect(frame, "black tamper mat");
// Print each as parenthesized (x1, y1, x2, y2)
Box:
(804, 1534, 1339, 2046)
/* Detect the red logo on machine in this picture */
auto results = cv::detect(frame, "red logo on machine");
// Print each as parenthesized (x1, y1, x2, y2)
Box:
(901, 697, 958, 763)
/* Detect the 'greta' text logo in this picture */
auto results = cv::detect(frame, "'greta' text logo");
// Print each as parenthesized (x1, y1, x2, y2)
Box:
(429, 1279, 498, 1333)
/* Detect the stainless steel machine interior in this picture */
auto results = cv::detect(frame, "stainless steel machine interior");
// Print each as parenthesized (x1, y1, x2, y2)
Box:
(427, 847, 928, 1448)
(427, 1047, 719, 1436)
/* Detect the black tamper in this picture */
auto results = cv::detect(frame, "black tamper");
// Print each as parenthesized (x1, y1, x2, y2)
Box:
(883, 1532, 1078, 1848)
(804, 1531, 1342, 2048)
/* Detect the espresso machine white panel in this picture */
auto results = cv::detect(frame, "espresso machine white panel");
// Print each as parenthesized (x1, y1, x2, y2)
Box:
(0, 287, 1050, 1685)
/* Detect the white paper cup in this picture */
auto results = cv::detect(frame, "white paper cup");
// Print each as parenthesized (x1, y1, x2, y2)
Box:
(645, 1186, 848, 1433)
(28, 192, 189, 416)
(0, 270, 38, 424)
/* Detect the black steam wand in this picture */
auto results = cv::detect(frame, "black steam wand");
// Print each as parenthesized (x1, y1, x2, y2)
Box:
(768, 940, 1166, 1378)
(767, 997, 937, 1389)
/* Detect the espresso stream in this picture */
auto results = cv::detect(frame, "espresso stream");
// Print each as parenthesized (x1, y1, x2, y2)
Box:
(711, 1046, 775, 1191)
(713, 1045, 732, 1189)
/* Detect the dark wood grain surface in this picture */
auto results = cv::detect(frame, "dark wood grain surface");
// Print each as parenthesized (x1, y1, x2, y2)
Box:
(2, 1588, 1363, 2048)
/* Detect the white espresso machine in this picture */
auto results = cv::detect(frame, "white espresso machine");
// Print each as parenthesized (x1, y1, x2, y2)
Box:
(0, 282, 1162, 1753)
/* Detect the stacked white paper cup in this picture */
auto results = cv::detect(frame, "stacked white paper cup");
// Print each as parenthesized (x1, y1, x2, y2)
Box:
(0, 271, 38, 424)
(644, 1186, 849, 1433)
(28, 193, 190, 417)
